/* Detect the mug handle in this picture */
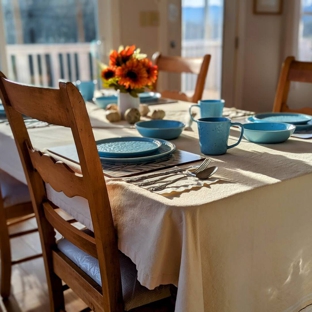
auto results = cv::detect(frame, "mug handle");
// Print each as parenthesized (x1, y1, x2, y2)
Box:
(227, 122, 244, 149)
(189, 104, 199, 122)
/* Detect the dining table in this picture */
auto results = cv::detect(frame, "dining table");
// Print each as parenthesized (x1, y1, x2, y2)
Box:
(1, 99, 312, 312)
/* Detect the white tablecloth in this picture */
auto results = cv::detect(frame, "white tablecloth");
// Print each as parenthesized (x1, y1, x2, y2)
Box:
(1, 102, 312, 312)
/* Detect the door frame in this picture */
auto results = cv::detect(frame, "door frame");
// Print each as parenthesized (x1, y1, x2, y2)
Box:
(96, 0, 121, 64)
(221, 0, 245, 109)
(0, 4, 8, 74)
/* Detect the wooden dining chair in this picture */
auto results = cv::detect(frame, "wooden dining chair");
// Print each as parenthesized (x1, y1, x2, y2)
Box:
(273, 56, 312, 115)
(152, 52, 211, 103)
(0, 169, 42, 299)
(0, 72, 172, 312)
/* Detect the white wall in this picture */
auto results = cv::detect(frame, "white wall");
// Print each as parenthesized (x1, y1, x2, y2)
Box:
(240, 1, 284, 113)
(118, 0, 160, 59)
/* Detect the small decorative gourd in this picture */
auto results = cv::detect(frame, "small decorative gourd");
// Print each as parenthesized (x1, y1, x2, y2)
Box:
(150, 109, 165, 120)
(124, 108, 141, 124)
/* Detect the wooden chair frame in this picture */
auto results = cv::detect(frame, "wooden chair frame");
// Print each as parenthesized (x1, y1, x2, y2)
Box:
(0, 180, 41, 299)
(0, 72, 126, 311)
(152, 52, 211, 103)
(273, 56, 312, 115)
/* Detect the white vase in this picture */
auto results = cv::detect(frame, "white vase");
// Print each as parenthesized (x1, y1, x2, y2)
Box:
(118, 91, 140, 117)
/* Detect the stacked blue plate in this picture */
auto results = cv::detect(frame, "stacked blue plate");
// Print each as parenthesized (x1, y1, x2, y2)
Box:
(94, 95, 118, 108)
(139, 92, 161, 103)
(96, 136, 176, 164)
(246, 112, 312, 133)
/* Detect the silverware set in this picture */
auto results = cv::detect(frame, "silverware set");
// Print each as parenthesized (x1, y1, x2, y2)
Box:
(125, 158, 218, 192)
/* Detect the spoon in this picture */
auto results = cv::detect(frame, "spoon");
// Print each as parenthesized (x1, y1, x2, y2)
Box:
(194, 166, 218, 180)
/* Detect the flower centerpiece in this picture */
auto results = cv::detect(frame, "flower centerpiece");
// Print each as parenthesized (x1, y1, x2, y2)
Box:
(101, 45, 158, 116)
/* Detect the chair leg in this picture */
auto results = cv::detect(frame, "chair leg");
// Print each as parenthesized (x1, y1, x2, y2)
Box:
(0, 209, 12, 299)
(39, 219, 65, 311)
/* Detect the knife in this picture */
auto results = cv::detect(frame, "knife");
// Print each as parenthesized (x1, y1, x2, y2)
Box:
(124, 165, 193, 183)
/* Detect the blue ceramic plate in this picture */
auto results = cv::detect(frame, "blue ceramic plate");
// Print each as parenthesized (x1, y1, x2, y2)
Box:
(94, 95, 118, 108)
(136, 120, 185, 140)
(97, 137, 162, 158)
(139, 92, 161, 103)
(243, 122, 295, 143)
(246, 116, 312, 133)
(252, 112, 311, 125)
(98, 139, 176, 164)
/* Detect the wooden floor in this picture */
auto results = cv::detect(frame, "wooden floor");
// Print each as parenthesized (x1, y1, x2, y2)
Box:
(0, 218, 174, 312)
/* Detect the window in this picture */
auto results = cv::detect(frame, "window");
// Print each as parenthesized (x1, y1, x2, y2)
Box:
(0, 0, 101, 86)
(299, 0, 312, 60)
(181, 0, 224, 98)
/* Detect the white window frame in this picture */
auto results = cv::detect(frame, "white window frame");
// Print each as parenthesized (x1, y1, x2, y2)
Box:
(0, 4, 8, 74)
(298, 0, 312, 61)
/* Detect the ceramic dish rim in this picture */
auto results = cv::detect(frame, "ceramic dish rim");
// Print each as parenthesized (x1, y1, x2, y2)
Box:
(96, 136, 162, 158)
(252, 112, 312, 125)
(98, 138, 176, 163)
(135, 120, 185, 130)
(243, 122, 296, 132)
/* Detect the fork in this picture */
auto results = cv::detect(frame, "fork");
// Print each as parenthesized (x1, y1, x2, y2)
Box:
(137, 158, 211, 187)
(193, 158, 211, 174)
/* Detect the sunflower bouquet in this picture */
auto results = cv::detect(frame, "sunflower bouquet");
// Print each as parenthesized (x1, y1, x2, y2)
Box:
(101, 45, 158, 98)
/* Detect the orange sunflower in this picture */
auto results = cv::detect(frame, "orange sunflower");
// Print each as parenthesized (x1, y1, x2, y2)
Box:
(109, 45, 136, 67)
(141, 58, 158, 86)
(101, 67, 116, 80)
(116, 58, 148, 90)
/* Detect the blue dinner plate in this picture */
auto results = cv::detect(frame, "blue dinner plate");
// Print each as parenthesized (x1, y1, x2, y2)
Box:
(252, 112, 312, 125)
(97, 137, 162, 158)
(98, 139, 176, 163)
(246, 116, 312, 133)
(139, 92, 161, 103)
(94, 95, 118, 108)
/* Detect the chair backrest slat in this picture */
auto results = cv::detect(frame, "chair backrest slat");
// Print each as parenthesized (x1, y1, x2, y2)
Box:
(152, 52, 211, 103)
(156, 55, 204, 74)
(28, 147, 86, 198)
(43, 202, 97, 258)
(288, 61, 312, 83)
(1, 78, 71, 126)
(273, 56, 312, 115)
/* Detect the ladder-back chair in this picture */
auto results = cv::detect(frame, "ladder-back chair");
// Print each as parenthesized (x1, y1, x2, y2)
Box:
(152, 52, 211, 103)
(273, 56, 312, 115)
(0, 72, 171, 311)
(0, 169, 41, 299)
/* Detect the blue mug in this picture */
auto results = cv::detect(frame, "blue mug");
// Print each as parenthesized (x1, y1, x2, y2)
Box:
(193, 117, 244, 155)
(189, 99, 224, 119)
(76, 80, 95, 101)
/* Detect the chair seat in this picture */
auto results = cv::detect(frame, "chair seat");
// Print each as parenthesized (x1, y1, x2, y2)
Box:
(57, 238, 171, 311)
(0, 170, 31, 208)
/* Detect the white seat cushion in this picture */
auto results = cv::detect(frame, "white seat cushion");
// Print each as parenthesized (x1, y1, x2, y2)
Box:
(0, 169, 31, 208)
(57, 238, 171, 311)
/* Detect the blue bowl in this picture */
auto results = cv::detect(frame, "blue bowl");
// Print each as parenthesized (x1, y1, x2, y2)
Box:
(94, 95, 117, 109)
(243, 122, 296, 143)
(136, 120, 185, 140)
